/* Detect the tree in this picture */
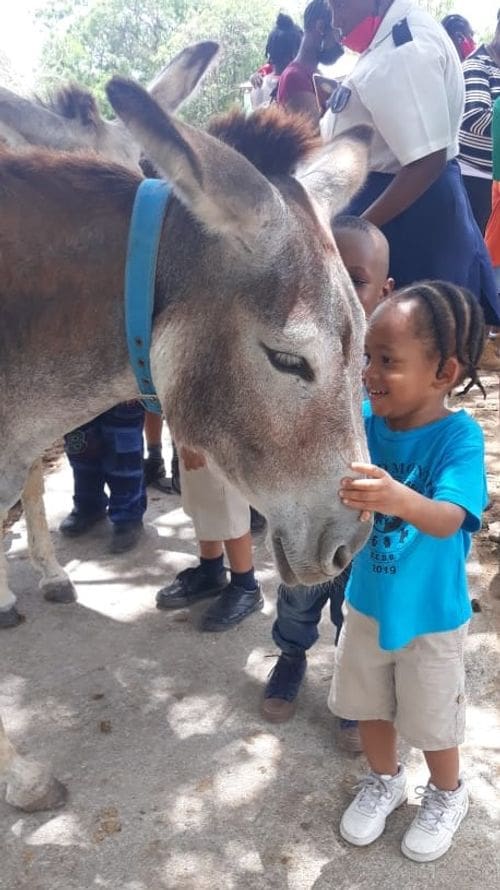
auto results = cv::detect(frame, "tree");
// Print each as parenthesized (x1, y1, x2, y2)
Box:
(35, 0, 282, 124)
(416, 0, 453, 20)
(161, 0, 280, 124)
(36, 0, 196, 114)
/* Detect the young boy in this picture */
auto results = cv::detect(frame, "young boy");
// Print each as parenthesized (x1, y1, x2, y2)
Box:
(333, 281, 486, 861)
(261, 216, 394, 743)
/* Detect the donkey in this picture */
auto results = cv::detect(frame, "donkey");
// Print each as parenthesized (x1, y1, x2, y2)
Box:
(0, 42, 220, 619)
(0, 40, 219, 168)
(0, 70, 372, 809)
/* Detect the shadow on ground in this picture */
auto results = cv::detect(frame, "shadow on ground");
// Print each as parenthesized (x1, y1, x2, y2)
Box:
(1, 418, 499, 890)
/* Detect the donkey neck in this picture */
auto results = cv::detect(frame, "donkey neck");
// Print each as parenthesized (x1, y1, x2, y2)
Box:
(0, 152, 154, 452)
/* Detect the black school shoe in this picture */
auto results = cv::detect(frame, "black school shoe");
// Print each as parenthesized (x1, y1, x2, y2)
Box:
(156, 565, 228, 610)
(199, 582, 264, 632)
(109, 520, 144, 553)
(59, 509, 106, 537)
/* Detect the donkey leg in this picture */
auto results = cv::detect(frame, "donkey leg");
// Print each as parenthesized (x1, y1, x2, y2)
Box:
(21, 460, 76, 604)
(0, 524, 24, 627)
(0, 716, 67, 812)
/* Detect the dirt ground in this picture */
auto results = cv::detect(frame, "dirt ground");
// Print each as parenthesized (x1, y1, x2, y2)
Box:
(0, 380, 499, 890)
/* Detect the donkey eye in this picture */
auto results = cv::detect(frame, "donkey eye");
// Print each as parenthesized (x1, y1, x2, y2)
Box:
(263, 346, 315, 382)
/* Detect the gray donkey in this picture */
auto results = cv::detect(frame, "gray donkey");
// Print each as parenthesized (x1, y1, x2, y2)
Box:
(0, 63, 371, 809)
(0, 42, 220, 618)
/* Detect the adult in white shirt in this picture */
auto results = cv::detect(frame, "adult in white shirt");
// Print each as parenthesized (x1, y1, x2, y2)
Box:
(323, 0, 500, 325)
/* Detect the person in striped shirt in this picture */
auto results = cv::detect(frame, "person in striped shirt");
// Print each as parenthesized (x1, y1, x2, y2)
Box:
(459, 10, 500, 234)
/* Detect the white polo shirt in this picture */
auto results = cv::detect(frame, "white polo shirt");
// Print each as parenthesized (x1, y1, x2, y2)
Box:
(321, 0, 465, 174)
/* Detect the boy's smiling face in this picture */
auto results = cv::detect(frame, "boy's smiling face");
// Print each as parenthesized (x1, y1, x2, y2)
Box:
(363, 300, 454, 430)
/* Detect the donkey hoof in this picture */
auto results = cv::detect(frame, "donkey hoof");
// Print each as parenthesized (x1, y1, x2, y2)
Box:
(0, 607, 25, 629)
(6, 778, 68, 812)
(43, 581, 77, 603)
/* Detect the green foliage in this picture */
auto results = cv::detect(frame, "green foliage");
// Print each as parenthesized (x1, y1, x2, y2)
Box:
(164, 0, 281, 124)
(35, 0, 283, 124)
(36, 0, 192, 115)
(415, 0, 453, 20)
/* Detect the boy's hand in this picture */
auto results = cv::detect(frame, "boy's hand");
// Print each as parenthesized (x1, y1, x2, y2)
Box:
(339, 462, 408, 519)
(180, 446, 206, 471)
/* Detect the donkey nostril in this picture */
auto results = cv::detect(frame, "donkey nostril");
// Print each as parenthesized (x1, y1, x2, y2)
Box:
(333, 545, 351, 572)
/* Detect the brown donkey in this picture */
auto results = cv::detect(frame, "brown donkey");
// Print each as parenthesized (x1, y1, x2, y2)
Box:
(0, 74, 371, 809)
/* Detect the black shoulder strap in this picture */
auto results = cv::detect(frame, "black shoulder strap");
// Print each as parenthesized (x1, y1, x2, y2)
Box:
(392, 17, 413, 47)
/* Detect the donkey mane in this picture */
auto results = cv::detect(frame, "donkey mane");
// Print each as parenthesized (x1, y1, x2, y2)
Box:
(207, 106, 321, 177)
(39, 85, 102, 129)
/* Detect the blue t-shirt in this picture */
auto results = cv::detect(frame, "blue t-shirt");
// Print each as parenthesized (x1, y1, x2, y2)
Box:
(346, 405, 487, 650)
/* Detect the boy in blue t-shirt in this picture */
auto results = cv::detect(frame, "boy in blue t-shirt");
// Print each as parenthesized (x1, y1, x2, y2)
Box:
(262, 216, 393, 748)
(330, 281, 487, 863)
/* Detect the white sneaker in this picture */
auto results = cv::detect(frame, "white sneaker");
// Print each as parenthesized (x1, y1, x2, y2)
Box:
(401, 780, 469, 863)
(340, 766, 408, 846)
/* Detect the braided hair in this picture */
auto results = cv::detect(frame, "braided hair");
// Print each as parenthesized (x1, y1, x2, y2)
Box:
(384, 281, 486, 396)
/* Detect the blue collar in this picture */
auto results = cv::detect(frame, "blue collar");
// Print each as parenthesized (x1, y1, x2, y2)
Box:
(124, 178, 173, 414)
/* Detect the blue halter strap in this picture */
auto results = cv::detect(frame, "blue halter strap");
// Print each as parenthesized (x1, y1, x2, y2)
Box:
(124, 178, 173, 414)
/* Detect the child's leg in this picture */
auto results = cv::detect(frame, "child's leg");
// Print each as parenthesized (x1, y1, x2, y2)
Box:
(200, 530, 263, 632)
(329, 608, 407, 846)
(224, 532, 253, 573)
(395, 624, 469, 862)
(273, 581, 332, 656)
(328, 565, 362, 751)
(329, 565, 351, 644)
(102, 402, 146, 553)
(199, 540, 224, 560)
(60, 416, 107, 533)
(359, 720, 398, 776)
(261, 581, 332, 723)
(424, 748, 460, 791)
(143, 411, 166, 485)
(156, 463, 247, 612)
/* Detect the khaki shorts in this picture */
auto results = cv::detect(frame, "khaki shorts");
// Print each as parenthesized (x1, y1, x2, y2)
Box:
(328, 606, 469, 751)
(180, 462, 250, 542)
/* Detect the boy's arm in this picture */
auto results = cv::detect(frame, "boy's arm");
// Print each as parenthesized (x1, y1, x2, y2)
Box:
(340, 462, 465, 538)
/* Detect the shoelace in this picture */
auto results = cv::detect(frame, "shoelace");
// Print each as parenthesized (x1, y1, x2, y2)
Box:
(353, 773, 393, 812)
(414, 785, 450, 831)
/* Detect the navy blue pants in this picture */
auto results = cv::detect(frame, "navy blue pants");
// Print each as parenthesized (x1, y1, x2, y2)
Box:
(64, 402, 146, 525)
(346, 160, 500, 326)
(272, 567, 351, 656)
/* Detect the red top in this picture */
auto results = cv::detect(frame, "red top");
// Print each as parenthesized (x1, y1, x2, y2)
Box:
(277, 61, 316, 106)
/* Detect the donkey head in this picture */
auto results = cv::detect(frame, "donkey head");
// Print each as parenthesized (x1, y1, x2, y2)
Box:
(0, 42, 218, 170)
(107, 78, 371, 586)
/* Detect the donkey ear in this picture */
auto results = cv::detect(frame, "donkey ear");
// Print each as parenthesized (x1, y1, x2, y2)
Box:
(148, 41, 219, 112)
(0, 86, 81, 151)
(106, 76, 280, 247)
(297, 125, 372, 219)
